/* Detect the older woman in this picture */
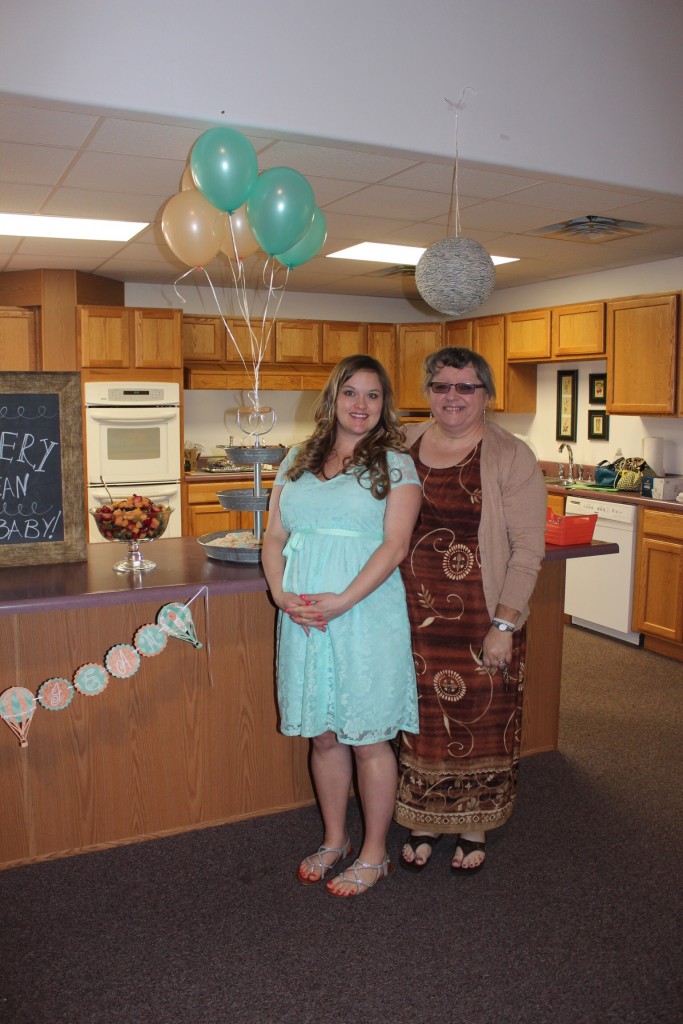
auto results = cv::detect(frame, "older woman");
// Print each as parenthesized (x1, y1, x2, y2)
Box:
(395, 346, 547, 874)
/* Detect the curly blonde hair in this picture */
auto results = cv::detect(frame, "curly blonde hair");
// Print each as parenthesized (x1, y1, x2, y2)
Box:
(285, 354, 407, 499)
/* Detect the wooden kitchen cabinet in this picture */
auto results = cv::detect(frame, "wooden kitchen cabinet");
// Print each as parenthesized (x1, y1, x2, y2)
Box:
(133, 309, 182, 368)
(396, 322, 443, 409)
(506, 308, 551, 361)
(182, 315, 225, 361)
(184, 479, 272, 537)
(546, 492, 566, 516)
(445, 318, 473, 348)
(0, 306, 37, 370)
(472, 314, 537, 414)
(78, 306, 130, 368)
(551, 301, 605, 359)
(78, 306, 182, 370)
(275, 319, 320, 364)
(606, 293, 678, 415)
(321, 321, 367, 363)
(633, 508, 683, 659)
(224, 318, 274, 364)
(367, 323, 398, 390)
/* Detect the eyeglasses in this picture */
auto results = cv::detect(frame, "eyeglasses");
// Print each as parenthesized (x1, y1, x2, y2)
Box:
(428, 382, 487, 396)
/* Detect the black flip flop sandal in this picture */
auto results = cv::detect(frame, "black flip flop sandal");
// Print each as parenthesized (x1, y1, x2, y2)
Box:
(399, 833, 443, 873)
(450, 836, 486, 875)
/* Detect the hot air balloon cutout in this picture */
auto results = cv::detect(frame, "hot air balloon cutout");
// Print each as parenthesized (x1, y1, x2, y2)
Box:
(0, 598, 202, 747)
(0, 687, 37, 748)
(156, 602, 202, 648)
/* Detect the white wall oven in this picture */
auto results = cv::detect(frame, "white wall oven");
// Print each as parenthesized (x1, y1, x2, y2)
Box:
(84, 381, 182, 542)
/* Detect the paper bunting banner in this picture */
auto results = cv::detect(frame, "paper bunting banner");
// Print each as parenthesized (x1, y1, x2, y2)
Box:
(3, 595, 204, 749)
(37, 677, 74, 711)
(0, 686, 37, 747)
(105, 644, 141, 679)
(134, 624, 168, 657)
(157, 602, 202, 648)
(73, 663, 109, 696)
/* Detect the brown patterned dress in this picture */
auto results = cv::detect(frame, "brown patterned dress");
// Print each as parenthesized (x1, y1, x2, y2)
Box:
(395, 439, 525, 834)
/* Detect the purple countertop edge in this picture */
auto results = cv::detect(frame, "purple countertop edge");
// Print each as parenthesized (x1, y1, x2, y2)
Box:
(0, 536, 618, 618)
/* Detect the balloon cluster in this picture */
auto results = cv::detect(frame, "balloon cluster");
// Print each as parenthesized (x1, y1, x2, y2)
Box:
(161, 126, 327, 270)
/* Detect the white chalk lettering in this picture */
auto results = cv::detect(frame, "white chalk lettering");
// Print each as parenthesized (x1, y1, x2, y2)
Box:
(0, 432, 18, 461)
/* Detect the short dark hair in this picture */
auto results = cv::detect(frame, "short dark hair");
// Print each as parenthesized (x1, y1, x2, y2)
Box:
(423, 346, 497, 403)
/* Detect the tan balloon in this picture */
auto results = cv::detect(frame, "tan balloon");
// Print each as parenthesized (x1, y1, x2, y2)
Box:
(161, 190, 227, 267)
(221, 203, 262, 260)
(180, 165, 195, 191)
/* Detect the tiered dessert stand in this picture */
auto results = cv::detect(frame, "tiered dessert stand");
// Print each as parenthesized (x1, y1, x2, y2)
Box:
(197, 405, 286, 563)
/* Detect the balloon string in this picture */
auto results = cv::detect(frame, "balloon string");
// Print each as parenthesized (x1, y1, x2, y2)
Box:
(172, 267, 195, 303)
(182, 585, 213, 687)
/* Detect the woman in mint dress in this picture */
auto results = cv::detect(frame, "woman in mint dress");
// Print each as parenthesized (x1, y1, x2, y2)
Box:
(263, 355, 421, 898)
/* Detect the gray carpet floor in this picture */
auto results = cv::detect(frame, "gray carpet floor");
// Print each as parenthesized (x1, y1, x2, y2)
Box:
(1, 625, 681, 1024)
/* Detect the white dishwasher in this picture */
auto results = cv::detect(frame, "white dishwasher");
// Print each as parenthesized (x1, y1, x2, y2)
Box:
(563, 494, 641, 645)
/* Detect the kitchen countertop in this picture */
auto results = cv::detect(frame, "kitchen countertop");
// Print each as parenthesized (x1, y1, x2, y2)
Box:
(0, 536, 618, 617)
(545, 481, 683, 513)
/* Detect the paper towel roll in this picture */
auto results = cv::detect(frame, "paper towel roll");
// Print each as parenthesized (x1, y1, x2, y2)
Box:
(642, 437, 664, 476)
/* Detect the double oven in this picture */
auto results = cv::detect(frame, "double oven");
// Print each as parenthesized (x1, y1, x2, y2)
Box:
(84, 381, 182, 542)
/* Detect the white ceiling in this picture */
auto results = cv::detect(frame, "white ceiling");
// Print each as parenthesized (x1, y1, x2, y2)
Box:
(1, 95, 683, 305)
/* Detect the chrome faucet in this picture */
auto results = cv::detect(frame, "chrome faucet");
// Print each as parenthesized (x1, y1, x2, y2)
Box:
(558, 443, 576, 484)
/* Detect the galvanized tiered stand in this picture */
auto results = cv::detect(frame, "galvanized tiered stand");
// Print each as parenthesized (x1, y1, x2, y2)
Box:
(199, 443, 286, 562)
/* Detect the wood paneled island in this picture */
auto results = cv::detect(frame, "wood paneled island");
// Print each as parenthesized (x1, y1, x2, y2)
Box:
(0, 537, 617, 870)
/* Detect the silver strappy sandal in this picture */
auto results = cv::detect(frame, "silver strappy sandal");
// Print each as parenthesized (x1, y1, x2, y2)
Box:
(296, 839, 353, 885)
(325, 854, 393, 897)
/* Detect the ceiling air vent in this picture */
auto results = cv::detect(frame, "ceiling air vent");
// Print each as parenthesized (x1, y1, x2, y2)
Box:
(528, 215, 657, 243)
(367, 264, 416, 278)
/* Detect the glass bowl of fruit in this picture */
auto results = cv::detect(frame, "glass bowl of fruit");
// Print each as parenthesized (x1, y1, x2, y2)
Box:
(89, 496, 174, 573)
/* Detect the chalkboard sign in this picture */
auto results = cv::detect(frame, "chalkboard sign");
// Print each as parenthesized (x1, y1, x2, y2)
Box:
(0, 372, 86, 566)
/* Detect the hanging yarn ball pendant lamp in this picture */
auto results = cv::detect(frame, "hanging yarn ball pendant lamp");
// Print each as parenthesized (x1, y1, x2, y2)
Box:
(415, 89, 496, 317)
(415, 236, 495, 316)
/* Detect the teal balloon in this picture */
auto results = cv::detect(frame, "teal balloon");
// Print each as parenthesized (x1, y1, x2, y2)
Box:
(190, 127, 258, 213)
(276, 207, 327, 268)
(246, 167, 315, 256)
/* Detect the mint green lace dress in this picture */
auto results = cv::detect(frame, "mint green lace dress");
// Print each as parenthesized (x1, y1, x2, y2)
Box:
(273, 448, 420, 746)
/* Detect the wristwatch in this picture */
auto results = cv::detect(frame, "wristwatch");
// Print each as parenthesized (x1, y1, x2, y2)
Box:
(491, 618, 515, 632)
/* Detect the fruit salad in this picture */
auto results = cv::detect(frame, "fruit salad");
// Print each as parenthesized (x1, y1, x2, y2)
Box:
(90, 495, 173, 542)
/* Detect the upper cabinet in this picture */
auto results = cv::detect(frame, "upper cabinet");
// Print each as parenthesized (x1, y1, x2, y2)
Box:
(444, 319, 473, 349)
(182, 315, 225, 361)
(321, 321, 367, 364)
(0, 306, 37, 371)
(78, 306, 182, 370)
(551, 301, 605, 359)
(505, 309, 551, 361)
(606, 293, 679, 415)
(367, 323, 398, 390)
(275, 319, 320, 363)
(396, 323, 443, 410)
(472, 315, 536, 414)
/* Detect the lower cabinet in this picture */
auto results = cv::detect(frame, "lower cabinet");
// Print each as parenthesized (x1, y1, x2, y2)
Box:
(546, 492, 565, 516)
(633, 508, 683, 658)
(184, 480, 272, 537)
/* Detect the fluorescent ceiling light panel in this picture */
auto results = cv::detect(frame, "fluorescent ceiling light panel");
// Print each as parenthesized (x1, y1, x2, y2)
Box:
(327, 241, 518, 266)
(0, 213, 148, 242)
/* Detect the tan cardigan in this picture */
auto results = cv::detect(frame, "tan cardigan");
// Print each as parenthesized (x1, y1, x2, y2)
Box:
(407, 420, 547, 625)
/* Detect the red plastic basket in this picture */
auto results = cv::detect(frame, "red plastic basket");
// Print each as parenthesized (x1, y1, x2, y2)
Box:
(544, 508, 597, 546)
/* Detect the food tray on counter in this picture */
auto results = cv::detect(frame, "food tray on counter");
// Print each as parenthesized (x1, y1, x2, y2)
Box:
(544, 509, 597, 546)
(215, 490, 270, 511)
(215, 445, 287, 465)
(197, 530, 263, 563)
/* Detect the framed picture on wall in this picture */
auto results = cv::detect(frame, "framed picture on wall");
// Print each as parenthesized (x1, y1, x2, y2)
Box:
(588, 409, 610, 440)
(556, 369, 578, 442)
(589, 372, 607, 405)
